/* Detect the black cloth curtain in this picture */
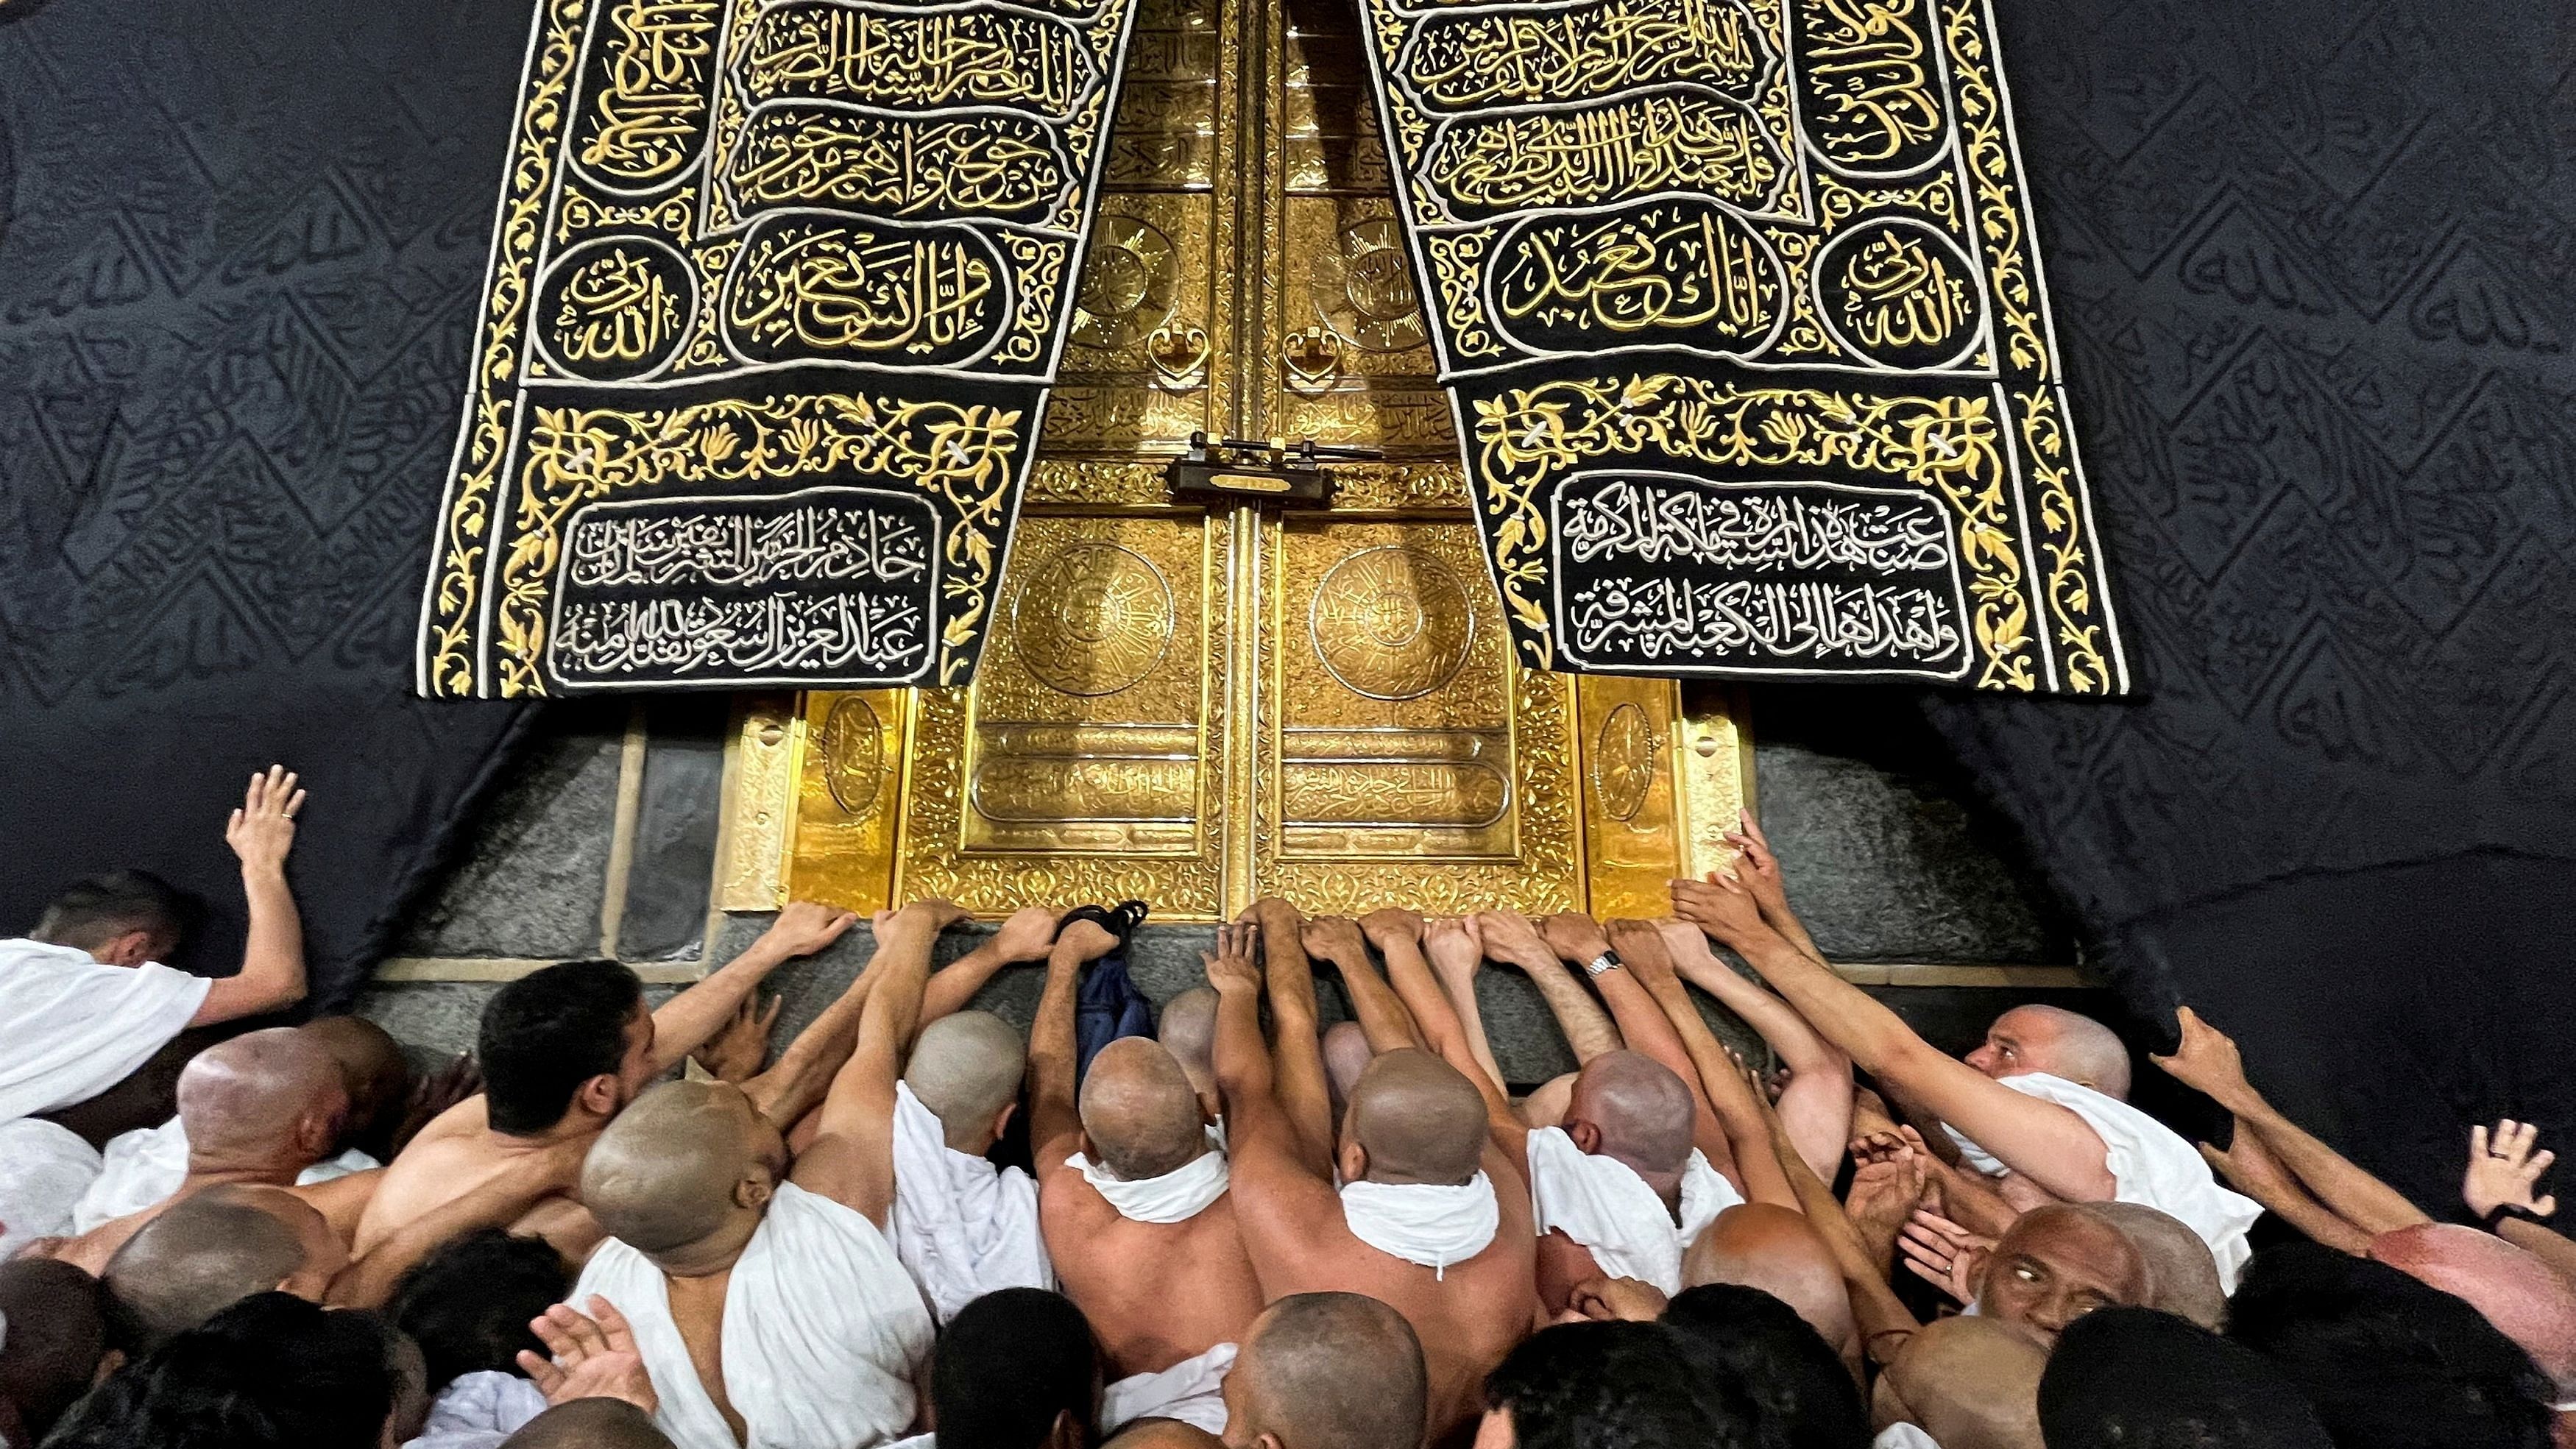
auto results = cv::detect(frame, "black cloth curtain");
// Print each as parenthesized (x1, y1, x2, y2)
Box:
(1925, 0, 2576, 1214)
(0, 0, 536, 1008)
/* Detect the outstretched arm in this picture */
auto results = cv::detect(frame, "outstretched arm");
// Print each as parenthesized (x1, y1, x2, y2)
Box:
(2198, 1132, 2372, 1254)
(652, 902, 859, 1073)
(1724, 810, 1827, 967)
(924, 907, 1061, 1023)
(1477, 910, 1623, 1063)
(1371, 910, 1527, 1171)
(742, 956, 878, 1131)
(1028, 918, 1121, 1182)
(1422, 916, 1510, 1091)
(1607, 920, 1794, 1208)
(791, 899, 964, 1225)
(196, 766, 309, 1026)
(2154, 1006, 2430, 1236)
(2463, 1120, 2576, 1281)
(1655, 919, 1852, 1180)
(325, 1137, 590, 1307)
(1757, 1076, 1922, 1365)
(1303, 915, 1422, 1055)
(1249, 899, 1336, 1173)
(1675, 873, 2118, 1203)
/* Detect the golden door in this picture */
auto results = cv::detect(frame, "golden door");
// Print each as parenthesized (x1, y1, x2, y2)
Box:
(732, 0, 1749, 920)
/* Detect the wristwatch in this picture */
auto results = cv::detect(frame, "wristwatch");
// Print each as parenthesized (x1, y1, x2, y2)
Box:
(1582, 949, 1621, 977)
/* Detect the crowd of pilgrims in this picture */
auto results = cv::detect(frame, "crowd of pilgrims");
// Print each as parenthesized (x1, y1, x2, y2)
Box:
(0, 766, 2571, 1449)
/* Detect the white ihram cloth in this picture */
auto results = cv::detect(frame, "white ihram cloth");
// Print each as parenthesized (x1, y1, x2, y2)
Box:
(1067, 1130, 1230, 1224)
(400, 1370, 549, 1449)
(1340, 1172, 1501, 1280)
(1874, 1424, 1942, 1449)
(1103, 1342, 1237, 1434)
(1942, 1072, 2262, 1290)
(889, 1080, 1052, 1323)
(1522, 1128, 1743, 1294)
(573, 1182, 934, 1449)
(0, 939, 209, 1124)
(0, 1118, 103, 1259)
(73, 1116, 377, 1232)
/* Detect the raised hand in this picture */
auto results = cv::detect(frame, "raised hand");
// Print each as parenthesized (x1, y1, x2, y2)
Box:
(520, 1297, 659, 1414)
(1246, 896, 1305, 938)
(1203, 921, 1261, 995)
(1898, 1208, 1992, 1306)
(1669, 871, 1766, 944)
(1301, 914, 1370, 965)
(1604, 918, 1676, 981)
(1563, 1275, 1669, 1325)
(991, 905, 1062, 963)
(1473, 909, 1554, 968)
(225, 764, 305, 873)
(1423, 915, 1485, 984)
(1359, 907, 1425, 950)
(1540, 912, 1613, 966)
(2465, 1119, 2558, 1219)
(760, 900, 863, 958)
(1846, 1134, 1931, 1264)
(1722, 809, 1794, 921)
(876, 897, 969, 947)
(2149, 1005, 2253, 1109)
(693, 993, 782, 1083)
(1055, 916, 1119, 963)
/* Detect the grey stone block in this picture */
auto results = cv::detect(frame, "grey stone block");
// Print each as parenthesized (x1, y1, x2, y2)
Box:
(395, 704, 625, 960)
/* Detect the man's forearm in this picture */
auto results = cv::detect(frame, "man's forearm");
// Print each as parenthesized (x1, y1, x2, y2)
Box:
(327, 1156, 572, 1307)
(1025, 944, 1085, 1158)
(1720, 926, 1918, 1074)
(923, 940, 1015, 1024)
(2224, 1097, 2429, 1238)
(2498, 1218, 2576, 1286)
(1317, 942, 1420, 1055)
(209, 865, 305, 1022)
(1254, 913, 1335, 1168)
(1497, 946, 1622, 1062)
(746, 968, 878, 1130)
(651, 938, 792, 1070)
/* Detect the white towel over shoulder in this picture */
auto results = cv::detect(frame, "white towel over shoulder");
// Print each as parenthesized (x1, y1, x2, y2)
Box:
(1944, 1072, 2261, 1290)
(1102, 1342, 1236, 1435)
(0, 1118, 103, 1259)
(400, 1370, 549, 1449)
(573, 1182, 935, 1449)
(0, 938, 208, 1124)
(890, 1080, 1052, 1323)
(74, 1116, 378, 1233)
(1523, 1127, 1741, 1294)
(1340, 1172, 1501, 1279)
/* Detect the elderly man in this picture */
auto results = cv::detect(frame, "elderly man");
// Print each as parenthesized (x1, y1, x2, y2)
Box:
(1674, 870, 2260, 1285)
(545, 901, 966, 1449)
(1210, 912, 1536, 1447)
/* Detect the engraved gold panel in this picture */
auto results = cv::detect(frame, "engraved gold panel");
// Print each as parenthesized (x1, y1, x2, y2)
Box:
(779, 690, 907, 913)
(1045, 191, 1220, 450)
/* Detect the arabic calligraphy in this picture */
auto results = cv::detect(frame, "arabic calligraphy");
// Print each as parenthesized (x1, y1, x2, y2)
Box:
(725, 107, 1068, 222)
(1491, 200, 1780, 354)
(1423, 91, 1788, 219)
(723, 218, 1005, 365)
(1401, 0, 1768, 111)
(1796, 0, 1947, 175)
(570, 0, 719, 187)
(742, 2, 1097, 119)
(1555, 475, 1953, 573)
(1563, 576, 1964, 669)
(565, 501, 933, 589)
(537, 237, 694, 379)
(553, 591, 935, 684)
(1814, 219, 1979, 366)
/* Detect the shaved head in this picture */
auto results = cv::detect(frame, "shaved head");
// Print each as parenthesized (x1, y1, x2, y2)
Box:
(1980, 1205, 2149, 1349)
(1342, 1049, 1487, 1186)
(1108, 1420, 1224, 1449)
(1566, 1051, 1694, 1175)
(1158, 987, 1220, 1094)
(582, 1080, 782, 1258)
(1320, 1021, 1372, 1121)
(905, 1011, 1027, 1152)
(104, 1188, 334, 1347)
(1685, 1204, 1855, 1358)
(176, 1027, 349, 1168)
(1875, 1317, 2045, 1449)
(1225, 1292, 1426, 1449)
(1080, 1038, 1209, 1180)
(2371, 1222, 2576, 1392)
(2084, 1202, 2224, 1330)
(502, 1398, 676, 1448)
(1977, 1006, 2131, 1099)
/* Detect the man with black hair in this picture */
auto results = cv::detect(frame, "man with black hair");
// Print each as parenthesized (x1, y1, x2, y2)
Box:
(1659, 1283, 1869, 1448)
(2042, 1306, 2332, 1449)
(2227, 1241, 2558, 1449)
(356, 901, 862, 1260)
(1475, 1319, 1766, 1449)
(0, 1258, 113, 1447)
(920, 1288, 1106, 1449)
(43, 1290, 408, 1449)
(391, 1227, 575, 1392)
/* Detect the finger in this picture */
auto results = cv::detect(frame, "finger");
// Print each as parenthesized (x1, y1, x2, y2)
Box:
(245, 770, 268, 808)
(2472, 1124, 2491, 1158)
(229, 808, 244, 832)
(2513, 1120, 2541, 1158)
(589, 1298, 640, 1353)
(2524, 1149, 2556, 1180)
(276, 769, 300, 799)
(528, 1307, 584, 1359)
(2535, 1195, 2558, 1217)
(517, 1349, 566, 1393)
(283, 788, 306, 819)
(1900, 1257, 1950, 1291)
(759, 995, 784, 1031)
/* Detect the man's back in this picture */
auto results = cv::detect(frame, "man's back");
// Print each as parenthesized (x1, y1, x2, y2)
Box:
(357, 1101, 599, 1258)
(1041, 1173, 1264, 1377)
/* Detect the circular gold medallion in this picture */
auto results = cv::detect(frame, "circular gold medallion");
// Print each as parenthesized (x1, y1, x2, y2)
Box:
(820, 695, 885, 819)
(1310, 546, 1474, 701)
(1011, 542, 1175, 697)
(1310, 217, 1428, 354)
(1593, 701, 1661, 822)
(1071, 216, 1180, 351)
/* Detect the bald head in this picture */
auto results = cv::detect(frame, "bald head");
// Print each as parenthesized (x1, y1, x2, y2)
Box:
(501, 1398, 676, 1448)
(1685, 1204, 1855, 1358)
(1107, 1420, 1224, 1449)
(1566, 1051, 1695, 1176)
(104, 1188, 333, 1348)
(1981, 1006, 2131, 1099)
(1320, 1021, 1372, 1121)
(2371, 1222, 2576, 1392)
(1980, 1205, 2150, 1349)
(1876, 1317, 2046, 1449)
(582, 1080, 782, 1258)
(1228, 1292, 1426, 1449)
(177, 1027, 349, 1169)
(1343, 1049, 1487, 1186)
(298, 1016, 411, 1141)
(0, 1258, 111, 1442)
(1080, 1038, 1209, 1180)
(905, 1011, 1027, 1153)
(1158, 988, 1219, 1094)
(2083, 1202, 2224, 1330)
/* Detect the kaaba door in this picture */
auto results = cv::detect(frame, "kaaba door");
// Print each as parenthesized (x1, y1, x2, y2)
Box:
(751, 0, 1748, 920)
